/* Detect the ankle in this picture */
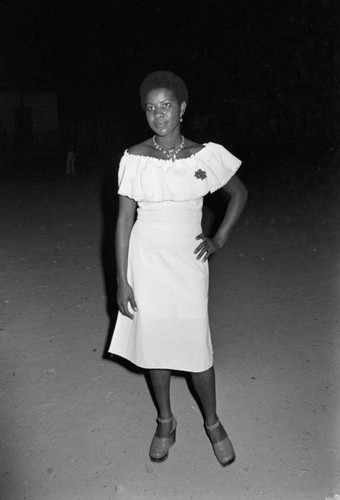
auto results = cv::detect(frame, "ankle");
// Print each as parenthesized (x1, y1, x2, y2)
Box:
(157, 414, 173, 423)
(204, 414, 219, 428)
(155, 415, 176, 438)
(205, 419, 227, 444)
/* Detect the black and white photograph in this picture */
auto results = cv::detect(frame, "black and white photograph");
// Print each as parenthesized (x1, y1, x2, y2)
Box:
(0, 1, 338, 499)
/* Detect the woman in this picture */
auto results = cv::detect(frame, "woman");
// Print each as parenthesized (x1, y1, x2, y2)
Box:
(108, 71, 248, 466)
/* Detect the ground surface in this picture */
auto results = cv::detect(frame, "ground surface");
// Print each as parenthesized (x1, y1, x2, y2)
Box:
(1, 158, 339, 500)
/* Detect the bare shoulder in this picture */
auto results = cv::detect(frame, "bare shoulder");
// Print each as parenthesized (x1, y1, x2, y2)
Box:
(127, 139, 153, 156)
(126, 143, 146, 155)
(183, 138, 205, 155)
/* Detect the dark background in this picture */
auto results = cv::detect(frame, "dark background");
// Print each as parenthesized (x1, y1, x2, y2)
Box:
(0, 0, 338, 186)
(1, 6, 339, 499)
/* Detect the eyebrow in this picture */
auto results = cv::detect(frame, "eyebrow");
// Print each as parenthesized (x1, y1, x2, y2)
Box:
(145, 98, 173, 105)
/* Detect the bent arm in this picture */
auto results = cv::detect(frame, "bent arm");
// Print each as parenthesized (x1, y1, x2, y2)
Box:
(194, 174, 248, 261)
(213, 174, 248, 248)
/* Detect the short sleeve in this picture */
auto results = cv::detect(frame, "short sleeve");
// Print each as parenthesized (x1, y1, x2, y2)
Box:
(199, 143, 242, 194)
(117, 151, 145, 200)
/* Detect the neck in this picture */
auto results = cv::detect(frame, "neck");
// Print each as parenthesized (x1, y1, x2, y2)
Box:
(155, 133, 182, 149)
(153, 134, 185, 161)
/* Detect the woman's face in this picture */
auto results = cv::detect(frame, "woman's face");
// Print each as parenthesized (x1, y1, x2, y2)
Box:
(144, 88, 186, 137)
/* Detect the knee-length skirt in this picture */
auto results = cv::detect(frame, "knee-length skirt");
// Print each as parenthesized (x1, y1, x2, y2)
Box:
(108, 199, 213, 372)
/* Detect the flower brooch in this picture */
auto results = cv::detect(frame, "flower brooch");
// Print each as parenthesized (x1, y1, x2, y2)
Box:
(194, 169, 207, 180)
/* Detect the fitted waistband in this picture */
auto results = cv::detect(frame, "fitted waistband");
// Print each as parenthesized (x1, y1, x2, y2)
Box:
(137, 200, 202, 224)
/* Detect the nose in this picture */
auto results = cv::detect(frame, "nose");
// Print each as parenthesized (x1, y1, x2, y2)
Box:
(154, 105, 165, 117)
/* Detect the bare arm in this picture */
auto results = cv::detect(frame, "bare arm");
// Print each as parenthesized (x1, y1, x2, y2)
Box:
(195, 174, 248, 261)
(115, 195, 138, 318)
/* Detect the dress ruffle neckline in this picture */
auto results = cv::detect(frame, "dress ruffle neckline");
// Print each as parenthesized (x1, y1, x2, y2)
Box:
(117, 142, 242, 202)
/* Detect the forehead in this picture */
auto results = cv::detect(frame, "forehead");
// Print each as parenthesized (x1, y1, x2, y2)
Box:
(145, 88, 177, 103)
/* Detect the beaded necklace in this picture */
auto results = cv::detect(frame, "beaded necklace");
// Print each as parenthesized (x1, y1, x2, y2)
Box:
(152, 135, 185, 162)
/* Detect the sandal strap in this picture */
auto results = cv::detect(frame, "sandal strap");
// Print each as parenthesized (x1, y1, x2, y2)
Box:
(205, 419, 221, 431)
(157, 415, 174, 424)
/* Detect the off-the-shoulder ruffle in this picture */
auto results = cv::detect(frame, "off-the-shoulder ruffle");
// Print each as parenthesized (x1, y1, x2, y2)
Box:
(117, 142, 241, 202)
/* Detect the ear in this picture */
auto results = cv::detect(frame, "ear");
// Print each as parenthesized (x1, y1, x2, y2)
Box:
(180, 101, 187, 117)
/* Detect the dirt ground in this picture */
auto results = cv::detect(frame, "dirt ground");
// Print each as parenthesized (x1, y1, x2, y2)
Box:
(1, 158, 339, 500)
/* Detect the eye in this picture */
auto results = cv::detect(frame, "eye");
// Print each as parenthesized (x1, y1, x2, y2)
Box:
(146, 105, 154, 112)
(163, 102, 171, 109)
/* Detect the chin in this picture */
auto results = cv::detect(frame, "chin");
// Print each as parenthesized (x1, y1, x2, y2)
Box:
(154, 129, 167, 136)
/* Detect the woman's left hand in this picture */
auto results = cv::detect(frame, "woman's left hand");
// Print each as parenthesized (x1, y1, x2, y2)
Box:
(194, 233, 220, 262)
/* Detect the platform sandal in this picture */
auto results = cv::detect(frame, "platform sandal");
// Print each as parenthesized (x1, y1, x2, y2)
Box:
(149, 415, 177, 463)
(205, 419, 235, 467)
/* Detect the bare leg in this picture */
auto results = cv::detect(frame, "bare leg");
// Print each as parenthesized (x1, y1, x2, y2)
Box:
(148, 369, 173, 437)
(190, 366, 226, 443)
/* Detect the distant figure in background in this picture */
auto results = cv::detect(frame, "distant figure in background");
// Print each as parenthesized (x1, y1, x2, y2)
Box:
(65, 146, 76, 176)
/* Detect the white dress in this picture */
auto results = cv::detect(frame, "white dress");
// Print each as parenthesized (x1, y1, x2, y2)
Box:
(108, 142, 241, 372)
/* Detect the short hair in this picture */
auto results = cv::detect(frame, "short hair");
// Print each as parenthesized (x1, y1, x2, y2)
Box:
(140, 71, 189, 110)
